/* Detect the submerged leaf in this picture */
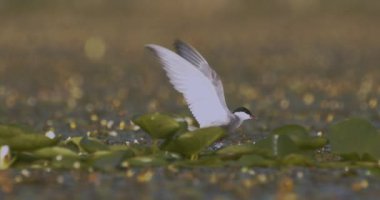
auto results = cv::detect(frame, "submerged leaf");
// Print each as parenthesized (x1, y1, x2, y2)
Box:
(133, 113, 181, 139)
(163, 127, 226, 157)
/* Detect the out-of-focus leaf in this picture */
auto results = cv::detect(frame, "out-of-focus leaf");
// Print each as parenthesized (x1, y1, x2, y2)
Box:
(174, 156, 224, 167)
(61, 137, 83, 152)
(238, 154, 276, 167)
(327, 117, 380, 159)
(50, 157, 82, 169)
(0, 134, 59, 151)
(125, 155, 167, 167)
(254, 134, 300, 157)
(163, 127, 226, 157)
(0, 124, 59, 151)
(271, 125, 308, 144)
(0, 124, 31, 138)
(281, 154, 314, 166)
(91, 151, 125, 171)
(133, 113, 181, 139)
(31, 147, 79, 159)
(79, 137, 109, 153)
(271, 124, 327, 150)
(297, 137, 328, 150)
(216, 143, 270, 159)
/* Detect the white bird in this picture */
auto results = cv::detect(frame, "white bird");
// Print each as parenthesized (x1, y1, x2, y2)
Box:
(146, 40, 256, 132)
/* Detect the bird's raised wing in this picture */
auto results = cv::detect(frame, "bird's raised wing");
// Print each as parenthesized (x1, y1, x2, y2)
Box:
(146, 44, 231, 127)
(174, 40, 228, 110)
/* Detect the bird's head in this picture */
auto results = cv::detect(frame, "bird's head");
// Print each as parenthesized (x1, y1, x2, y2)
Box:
(233, 107, 256, 121)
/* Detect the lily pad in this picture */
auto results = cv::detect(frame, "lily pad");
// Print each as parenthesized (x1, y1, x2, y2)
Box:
(238, 154, 276, 167)
(90, 151, 126, 171)
(254, 134, 301, 157)
(217, 143, 270, 159)
(327, 117, 380, 159)
(79, 137, 109, 153)
(281, 154, 314, 166)
(133, 113, 181, 139)
(297, 137, 328, 150)
(163, 127, 226, 158)
(125, 155, 168, 167)
(62, 137, 83, 152)
(31, 147, 79, 159)
(271, 124, 327, 150)
(0, 134, 59, 151)
(175, 156, 225, 167)
(0, 124, 34, 138)
(271, 125, 308, 144)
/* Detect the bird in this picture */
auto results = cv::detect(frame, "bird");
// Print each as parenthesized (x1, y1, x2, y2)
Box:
(145, 40, 256, 133)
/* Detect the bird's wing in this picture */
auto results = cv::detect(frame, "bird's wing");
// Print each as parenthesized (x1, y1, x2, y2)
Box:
(173, 40, 229, 110)
(146, 44, 231, 127)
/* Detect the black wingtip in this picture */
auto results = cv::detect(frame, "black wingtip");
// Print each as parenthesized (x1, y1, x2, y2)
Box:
(173, 39, 185, 46)
(144, 44, 154, 51)
(144, 44, 158, 56)
(173, 39, 188, 51)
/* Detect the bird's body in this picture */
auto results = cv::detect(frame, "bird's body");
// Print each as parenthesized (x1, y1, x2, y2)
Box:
(146, 40, 255, 133)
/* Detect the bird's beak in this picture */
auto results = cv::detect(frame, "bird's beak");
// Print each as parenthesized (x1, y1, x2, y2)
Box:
(251, 114, 257, 120)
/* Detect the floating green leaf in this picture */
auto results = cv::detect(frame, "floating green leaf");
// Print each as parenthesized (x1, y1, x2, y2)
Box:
(327, 117, 380, 159)
(238, 154, 276, 167)
(254, 134, 300, 157)
(175, 156, 224, 167)
(0, 134, 59, 151)
(0, 124, 37, 138)
(91, 151, 126, 171)
(217, 143, 270, 159)
(133, 113, 181, 139)
(62, 137, 83, 152)
(271, 124, 327, 150)
(271, 125, 308, 144)
(79, 137, 109, 153)
(297, 137, 328, 150)
(281, 154, 314, 166)
(126, 155, 168, 167)
(163, 127, 226, 158)
(31, 147, 79, 159)
(0, 124, 60, 151)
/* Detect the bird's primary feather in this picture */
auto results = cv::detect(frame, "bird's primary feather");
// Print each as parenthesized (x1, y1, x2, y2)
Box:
(146, 44, 231, 127)
(173, 40, 229, 110)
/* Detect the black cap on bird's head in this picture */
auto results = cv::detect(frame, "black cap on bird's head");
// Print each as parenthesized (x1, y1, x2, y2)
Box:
(233, 107, 256, 120)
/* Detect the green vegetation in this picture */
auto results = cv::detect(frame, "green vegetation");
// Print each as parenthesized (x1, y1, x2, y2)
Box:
(1, 115, 380, 173)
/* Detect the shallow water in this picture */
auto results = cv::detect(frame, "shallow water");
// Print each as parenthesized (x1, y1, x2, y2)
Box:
(1, 0, 380, 199)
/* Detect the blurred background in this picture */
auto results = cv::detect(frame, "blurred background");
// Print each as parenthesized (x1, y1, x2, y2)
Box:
(0, 0, 380, 135)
